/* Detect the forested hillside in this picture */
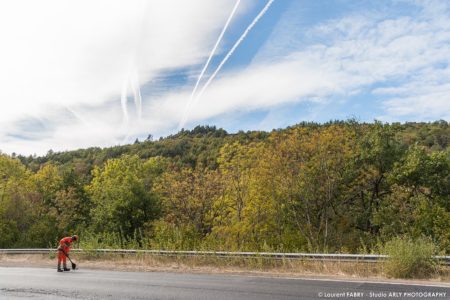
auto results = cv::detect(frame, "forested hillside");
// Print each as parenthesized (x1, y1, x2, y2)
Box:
(1, 121, 449, 253)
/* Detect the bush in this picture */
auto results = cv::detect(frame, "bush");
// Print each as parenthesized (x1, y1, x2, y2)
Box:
(383, 236, 437, 279)
(150, 221, 202, 250)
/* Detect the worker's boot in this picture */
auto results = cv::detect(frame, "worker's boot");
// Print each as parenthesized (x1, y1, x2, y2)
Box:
(63, 263, 70, 272)
(57, 263, 63, 272)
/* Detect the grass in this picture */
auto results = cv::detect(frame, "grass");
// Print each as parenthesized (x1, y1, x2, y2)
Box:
(73, 234, 447, 280)
(80, 254, 381, 276)
(383, 236, 439, 279)
(2, 252, 448, 282)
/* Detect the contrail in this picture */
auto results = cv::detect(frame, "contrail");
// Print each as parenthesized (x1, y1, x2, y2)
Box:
(119, 65, 141, 146)
(121, 78, 130, 125)
(119, 80, 131, 145)
(130, 69, 142, 120)
(187, 0, 275, 119)
(178, 0, 241, 129)
(121, 64, 141, 125)
(130, 0, 147, 122)
(119, 1, 146, 133)
(66, 106, 90, 126)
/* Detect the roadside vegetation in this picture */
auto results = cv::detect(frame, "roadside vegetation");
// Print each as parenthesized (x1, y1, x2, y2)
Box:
(0, 120, 449, 278)
(2, 252, 449, 281)
(383, 236, 439, 279)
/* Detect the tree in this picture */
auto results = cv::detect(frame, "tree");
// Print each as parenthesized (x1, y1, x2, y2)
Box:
(0, 155, 45, 247)
(156, 164, 221, 234)
(152, 163, 223, 249)
(87, 155, 161, 240)
(209, 142, 260, 250)
(349, 122, 405, 240)
(270, 125, 359, 251)
(374, 146, 450, 252)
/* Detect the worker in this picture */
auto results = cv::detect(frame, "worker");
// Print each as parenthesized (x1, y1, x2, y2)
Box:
(57, 235, 78, 272)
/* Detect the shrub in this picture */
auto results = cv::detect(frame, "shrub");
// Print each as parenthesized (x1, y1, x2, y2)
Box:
(150, 220, 202, 250)
(383, 236, 437, 279)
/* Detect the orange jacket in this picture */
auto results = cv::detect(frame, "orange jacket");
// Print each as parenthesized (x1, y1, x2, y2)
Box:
(59, 236, 74, 253)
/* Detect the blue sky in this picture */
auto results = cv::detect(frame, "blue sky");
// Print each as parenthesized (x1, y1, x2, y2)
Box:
(0, 0, 449, 155)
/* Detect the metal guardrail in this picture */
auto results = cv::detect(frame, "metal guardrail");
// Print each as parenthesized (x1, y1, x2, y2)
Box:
(0, 249, 449, 265)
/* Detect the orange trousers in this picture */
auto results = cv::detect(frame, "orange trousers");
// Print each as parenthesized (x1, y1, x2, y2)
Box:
(57, 247, 70, 264)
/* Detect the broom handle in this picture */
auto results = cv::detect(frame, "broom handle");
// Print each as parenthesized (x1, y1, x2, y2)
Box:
(59, 248, 74, 264)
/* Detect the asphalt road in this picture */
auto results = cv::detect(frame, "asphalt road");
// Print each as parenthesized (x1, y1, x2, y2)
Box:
(0, 267, 448, 300)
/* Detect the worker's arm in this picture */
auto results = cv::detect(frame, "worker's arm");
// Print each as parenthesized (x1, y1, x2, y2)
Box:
(60, 237, 71, 247)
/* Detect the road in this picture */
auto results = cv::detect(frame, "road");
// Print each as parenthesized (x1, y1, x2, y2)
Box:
(0, 267, 448, 299)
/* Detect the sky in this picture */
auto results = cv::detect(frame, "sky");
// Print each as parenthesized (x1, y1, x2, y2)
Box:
(0, 0, 449, 155)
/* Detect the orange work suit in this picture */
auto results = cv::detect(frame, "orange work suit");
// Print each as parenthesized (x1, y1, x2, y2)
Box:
(57, 236, 74, 266)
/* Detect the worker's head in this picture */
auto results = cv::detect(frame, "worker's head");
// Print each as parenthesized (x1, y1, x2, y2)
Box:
(71, 235, 78, 242)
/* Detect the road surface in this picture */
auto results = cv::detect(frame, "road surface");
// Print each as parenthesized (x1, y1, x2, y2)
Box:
(0, 267, 448, 299)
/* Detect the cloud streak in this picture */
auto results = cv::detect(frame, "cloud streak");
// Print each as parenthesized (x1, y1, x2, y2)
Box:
(1, 0, 449, 155)
(152, 0, 450, 127)
(0, 0, 247, 154)
(186, 0, 276, 122)
(179, 0, 241, 130)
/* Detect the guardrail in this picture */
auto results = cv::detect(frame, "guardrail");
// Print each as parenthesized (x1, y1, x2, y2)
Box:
(1, 249, 449, 265)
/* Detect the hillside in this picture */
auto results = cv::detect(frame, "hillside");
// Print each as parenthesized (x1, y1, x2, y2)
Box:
(0, 120, 449, 254)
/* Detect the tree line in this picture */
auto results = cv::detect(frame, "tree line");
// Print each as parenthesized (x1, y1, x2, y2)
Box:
(0, 121, 448, 253)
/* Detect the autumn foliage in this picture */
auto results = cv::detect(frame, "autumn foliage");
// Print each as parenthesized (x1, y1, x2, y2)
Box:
(0, 121, 448, 254)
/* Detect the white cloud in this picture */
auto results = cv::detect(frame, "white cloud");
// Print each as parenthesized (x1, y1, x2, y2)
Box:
(251, 0, 450, 123)
(2, 0, 450, 155)
(141, 52, 342, 123)
(0, 0, 251, 154)
(172, 0, 450, 128)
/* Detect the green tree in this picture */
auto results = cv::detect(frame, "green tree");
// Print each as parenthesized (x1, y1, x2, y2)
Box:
(87, 155, 161, 240)
(155, 164, 222, 237)
(375, 147, 450, 252)
(209, 142, 262, 250)
(273, 125, 359, 251)
(349, 122, 405, 244)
